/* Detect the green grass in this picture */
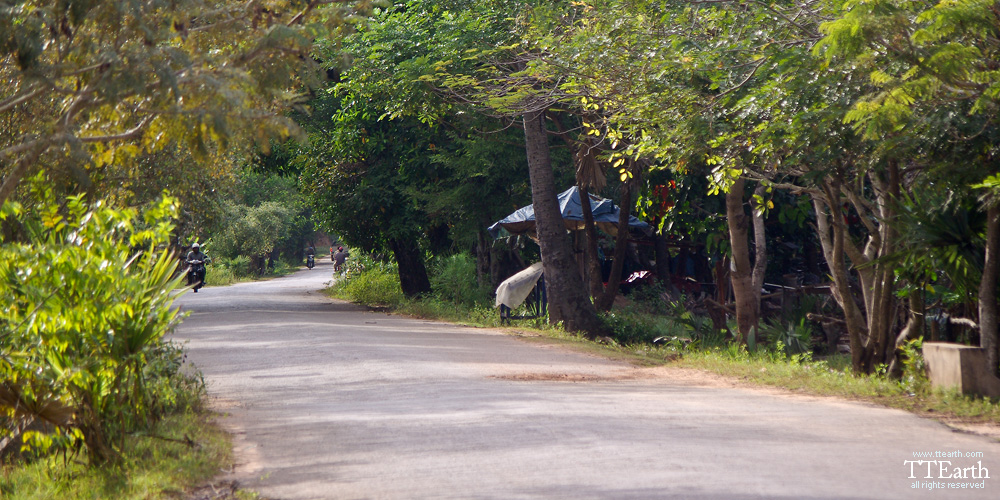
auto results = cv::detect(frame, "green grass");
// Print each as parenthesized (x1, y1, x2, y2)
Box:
(680, 349, 1000, 422)
(604, 340, 1000, 424)
(1, 410, 233, 500)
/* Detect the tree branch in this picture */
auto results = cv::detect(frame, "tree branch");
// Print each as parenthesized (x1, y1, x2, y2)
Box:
(0, 85, 48, 114)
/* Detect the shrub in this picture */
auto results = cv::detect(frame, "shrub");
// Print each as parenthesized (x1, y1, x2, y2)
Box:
(338, 255, 404, 307)
(429, 254, 491, 307)
(900, 338, 929, 394)
(0, 188, 188, 465)
(626, 280, 671, 314)
(205, 263, 237, 287)
(759, 318, 814, 356)
(601, 303, 697, 345)
(214, 255, 252, 279)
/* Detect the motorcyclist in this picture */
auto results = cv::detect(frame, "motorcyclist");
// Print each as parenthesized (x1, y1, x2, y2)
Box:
(186, 242, 209, 292)
(305, 243, 316, 269)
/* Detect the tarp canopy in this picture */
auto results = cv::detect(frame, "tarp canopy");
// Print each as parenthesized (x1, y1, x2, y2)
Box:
(495, 262, 544, 310)
(487, 186, 650, 238)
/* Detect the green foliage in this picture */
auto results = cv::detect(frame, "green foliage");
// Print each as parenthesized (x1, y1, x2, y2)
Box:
(888, 189, 986, 303)
(601, 311, 670, 345)
(334, 254, 404, 307)
(0, 187, 187, 465)
(301, 0, 539, 258)
(429, 254, 491, 307)
(212, 255, 254, 281)
(816, 0, 1000, 137)
(624, 280, 670, 313)
(900, 338, 929, 395)
(201, 168, 315, 273)
(759, 318, 815, 357)
(0, 0, 376, 202)
(204, 264, 237, 288)
(213, 201, 295, 261)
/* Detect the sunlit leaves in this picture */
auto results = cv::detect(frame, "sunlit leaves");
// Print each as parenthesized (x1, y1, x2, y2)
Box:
(818, 0, 1000, 137)
(0, 0, 376, 201)
(0, 180, 185, 464)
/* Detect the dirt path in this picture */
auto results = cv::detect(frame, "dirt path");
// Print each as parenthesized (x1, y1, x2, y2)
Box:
(174, 260, 1000, 499)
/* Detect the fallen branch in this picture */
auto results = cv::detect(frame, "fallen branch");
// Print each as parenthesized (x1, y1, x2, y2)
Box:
(806, 312, 845, 324)
(705, 298, 735, 315)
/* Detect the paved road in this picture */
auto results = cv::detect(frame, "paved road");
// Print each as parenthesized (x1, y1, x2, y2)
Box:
(174, 260, 1000, 499)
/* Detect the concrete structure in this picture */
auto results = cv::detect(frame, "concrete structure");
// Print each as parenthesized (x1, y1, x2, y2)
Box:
(923, 342, 1000, 398)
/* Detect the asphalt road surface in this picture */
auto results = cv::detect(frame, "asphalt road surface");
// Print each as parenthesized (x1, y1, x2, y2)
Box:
(173, 259, 1000, 499)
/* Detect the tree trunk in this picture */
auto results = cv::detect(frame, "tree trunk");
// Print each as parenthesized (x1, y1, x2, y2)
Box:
(867, 164, 900, 368)
(813, 186, 870, 372)
(709, 257, 729, 332)
(654, 233, 672, 293)
(389, 237, 431, 297)
(980, 204, 1000, 377)
(595, 167, 634, 311)
(751, 184, 767, 301)
(475, 230, 490, 288)
(579, 184, 606, 300)
(726, 177, 758, 344)
(522, 110, 603, 336)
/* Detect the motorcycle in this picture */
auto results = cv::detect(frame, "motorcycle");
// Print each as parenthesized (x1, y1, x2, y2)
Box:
(187, 259, 206, 292)
(306, 254, 315, 269)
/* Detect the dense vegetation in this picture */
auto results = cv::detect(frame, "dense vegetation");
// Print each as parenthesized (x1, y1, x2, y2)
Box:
(0, 182, 195, 465)
(0, 0, 368, 489)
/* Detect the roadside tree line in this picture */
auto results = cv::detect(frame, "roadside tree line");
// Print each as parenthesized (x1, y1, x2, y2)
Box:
(293, 0, 999, 377)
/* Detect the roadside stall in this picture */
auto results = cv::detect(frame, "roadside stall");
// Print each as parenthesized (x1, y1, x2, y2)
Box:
(488, 187, 650, 321)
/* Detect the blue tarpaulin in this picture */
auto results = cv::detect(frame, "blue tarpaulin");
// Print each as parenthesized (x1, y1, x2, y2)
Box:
(487, 186, 649, 238)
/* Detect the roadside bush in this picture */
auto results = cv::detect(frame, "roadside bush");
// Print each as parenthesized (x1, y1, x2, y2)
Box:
(205, 263, 237, 287)
(900, 338, 929, 394)
(0, 187, 189, 465)
(602, 311, 666, 345)
(429, 254, 491, 307)
(759, 318, 814, 356)
(337, 254, 403, 307)
(214, 255, 253, 279)
(626, 281, 671, 314)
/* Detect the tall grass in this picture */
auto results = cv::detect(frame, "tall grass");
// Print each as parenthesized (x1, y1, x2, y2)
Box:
(428, 254, 491, 307)
(205, 264, 237, 287)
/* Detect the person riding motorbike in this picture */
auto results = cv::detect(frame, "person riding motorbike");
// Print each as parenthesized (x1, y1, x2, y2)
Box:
(333, 246, 348, 273)
(186, 242, 209, 292)
(305, 244, 316, 269)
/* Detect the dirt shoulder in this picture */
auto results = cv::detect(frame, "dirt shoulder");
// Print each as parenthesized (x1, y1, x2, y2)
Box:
(492, 325, 1000, 442)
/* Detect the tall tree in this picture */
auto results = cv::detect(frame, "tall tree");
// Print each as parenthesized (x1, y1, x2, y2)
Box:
(524, 109, 603, 332)
(297, 96, 435, 297)
(322, 0, 606, 334)
(0, 0, 371, 203)
(818, 0, 1000, 375)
